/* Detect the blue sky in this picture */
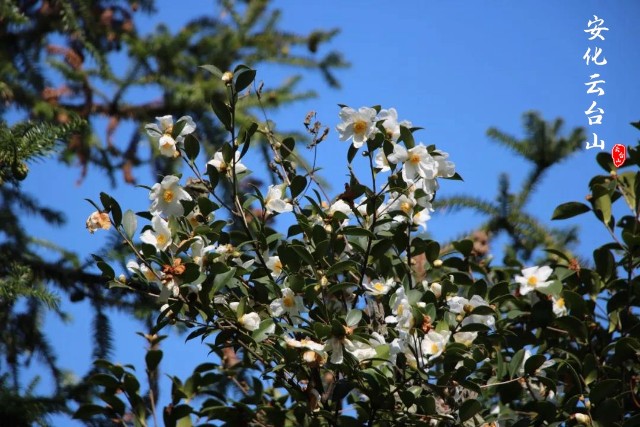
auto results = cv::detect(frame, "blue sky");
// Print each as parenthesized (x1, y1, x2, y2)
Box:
(17, 1, 640, 425)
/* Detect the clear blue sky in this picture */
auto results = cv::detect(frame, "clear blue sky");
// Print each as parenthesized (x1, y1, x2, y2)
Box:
(18, 1, 639, 425)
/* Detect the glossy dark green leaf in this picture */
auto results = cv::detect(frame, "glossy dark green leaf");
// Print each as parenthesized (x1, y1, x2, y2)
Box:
(551, 201, 591, 220)
(199, 64, 223, 78)
(290, 175, 307, 199)
(399, 125, 415, 149)
(146, 349, 163, 371)
(553, 315, 588, 339)
(524, 354, 547, 375)
(73, 404, 108, 419)
(509, 349, 526, 379)
(184, 134, 199, 161)
(459, 399, 482, 422)
(347, 143, 358, 164)
(210, 97, 232, 131)
(452, 239, 473, 257)
(234, 66, 256, 92)
(206, 163, 219, 189)
(424, 240, 440, 263)
(590, 379, 621, 404)
(281, 137, 295, 159)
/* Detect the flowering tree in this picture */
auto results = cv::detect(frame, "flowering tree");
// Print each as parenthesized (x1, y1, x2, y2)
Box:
(77, 66, 640, 426)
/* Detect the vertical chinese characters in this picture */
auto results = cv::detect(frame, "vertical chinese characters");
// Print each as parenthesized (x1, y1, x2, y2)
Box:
(583, 15, 609, 150)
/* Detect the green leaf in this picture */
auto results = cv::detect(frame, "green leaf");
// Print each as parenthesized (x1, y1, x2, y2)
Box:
(210, 97, 232, 131)
(551, 201, 591, 220)
(593, 185, 612, 225)
(197, 197, 217, 217)
(459, 399, 482, 422)
(345, 309, 362, 327)
(424, 240, 440, 263)
(211, 267, 236, 295)
(234, 65, 256, 92)
(326, 260, 358, 277)
(553, 315, 588, 339)
(290, 175, 307, 199)
(281, 137, 295, 159)
(206, 163, 219, 189)
(347, 143, 358, 164)
(110, 199, 122, 227)
(91, 373, 120, 389)
(524, 354, 547, 375)
(342, 226, 374, 239)
(509, 349, 525, 379)
(596, 151, 615, 172)
(123, 209, 137, 239)
(399, 126, 415, 149)
(590, 379, 621, 404)
(452, 239, 473, 257)
(146, 350, 163, 371)
(199, 64, 223, 78)
(184, 134, 199, 161)
(252, 318, 274, 343)
(73, 404, 108, 419)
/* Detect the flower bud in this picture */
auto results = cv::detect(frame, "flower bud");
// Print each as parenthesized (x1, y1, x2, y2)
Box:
(433, 259, 443, 268)
(221, 71, 234, 85)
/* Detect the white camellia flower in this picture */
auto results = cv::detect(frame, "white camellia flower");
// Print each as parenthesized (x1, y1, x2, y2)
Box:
(374, 150, 391, 172)
(420, 330, 451, 362)
(145, 115, 196, 157)
(515, 266, 554, 295)
(126, 260, 159, 284)
(326, 336, 358, 364)
(412, 207, 432, 231)
(285, 337, 326, 352)
(388, 192, 416, 217)
(328, 199, 352, 217)
(447, 295, 495, 328)
(239, 312, 261, 331)
(269, 287, 306, 321)
(453, 331, 478, 347)
(423, 281, 442, 299)
(140, 215, 172, 251)
(347, 340, 377, 362)
(433, 149, 456, 178)
(377, 108, 403, 142)
(395, 144, 439, 185)
(336, 106, 377, 149)
(552, 296, 568, 317)
(149, 175, 192, 217)
(207, 151, 247, 176)
(266, 256, 284, 276)
(264, 184, 293, 214)
(362, 277, 395, 296)
(385, 287, 414, 330)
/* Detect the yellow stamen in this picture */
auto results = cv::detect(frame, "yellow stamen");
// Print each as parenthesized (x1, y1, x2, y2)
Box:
(373, 282, 385, 292)
(283, 295, 295, 308)
(556, 298, 565, 308)
(409, 153, 421, 164)
(400, 201, 412, 213)
(430, 343, 439, 354)
(163, 189, 174, 203)
(353, 120, 367, 135)
(528, 276, 538, 287)
(156, 234, 167, 246)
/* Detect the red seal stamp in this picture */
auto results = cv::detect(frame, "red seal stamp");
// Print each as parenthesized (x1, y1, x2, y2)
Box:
(611, 144, 626, 168)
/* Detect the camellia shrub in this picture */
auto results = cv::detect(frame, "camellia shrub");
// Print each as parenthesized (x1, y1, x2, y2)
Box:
(77, 65, 640, 427)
